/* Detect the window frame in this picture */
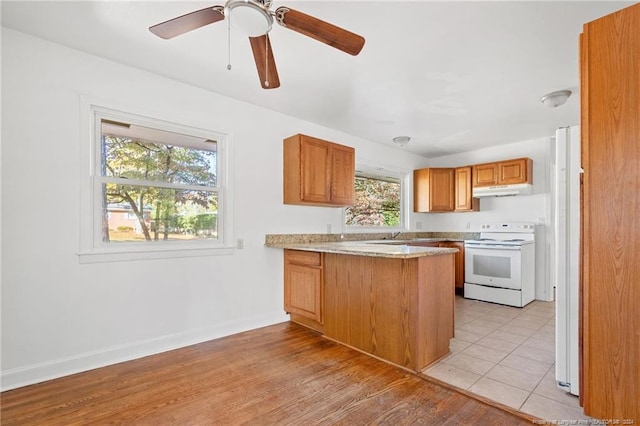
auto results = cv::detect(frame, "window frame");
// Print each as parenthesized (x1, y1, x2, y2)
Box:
(343, 164, 409, 233)
(79, 98, 234, 263)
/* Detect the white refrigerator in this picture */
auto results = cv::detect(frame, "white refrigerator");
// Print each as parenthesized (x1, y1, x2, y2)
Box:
(552, 126, 580, 396)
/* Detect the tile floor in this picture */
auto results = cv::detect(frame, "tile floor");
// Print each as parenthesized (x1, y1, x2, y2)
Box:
(423, 295, 591, 422)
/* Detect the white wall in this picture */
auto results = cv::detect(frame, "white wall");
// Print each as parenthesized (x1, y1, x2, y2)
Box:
(424, 137, 554, 301)
(0, 29, 430, 390)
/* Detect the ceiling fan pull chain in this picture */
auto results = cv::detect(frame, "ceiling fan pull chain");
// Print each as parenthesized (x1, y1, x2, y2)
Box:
(264, 35, 270, 87)
(226, 14, 232, 70)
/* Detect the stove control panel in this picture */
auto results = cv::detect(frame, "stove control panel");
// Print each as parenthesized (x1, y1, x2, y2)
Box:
(479, 222, 535, 232)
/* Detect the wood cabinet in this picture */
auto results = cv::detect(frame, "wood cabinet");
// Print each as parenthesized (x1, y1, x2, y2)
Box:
(282, 248, 455, 371)
(472, 162, 499, 187)
(414, 161, 524, 213)
(438, 242, 465, 293)
(284, 250, 323, 331)
(580, 3, 640, 421)
(454, 166, 479, 212)
(323, 252, 454, 371)
(408, 241, 465, 293)
(283, 134, 355, 207)
(472, 158, 533, 187)
(413, 168, 455, 212)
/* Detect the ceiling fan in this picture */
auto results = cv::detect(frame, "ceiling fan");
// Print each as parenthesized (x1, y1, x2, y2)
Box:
(149, 0, 366, 89)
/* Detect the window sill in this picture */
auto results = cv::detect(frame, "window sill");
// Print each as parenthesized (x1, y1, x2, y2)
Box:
(78, 245, 235, 264)
(344, 227, 406, 233)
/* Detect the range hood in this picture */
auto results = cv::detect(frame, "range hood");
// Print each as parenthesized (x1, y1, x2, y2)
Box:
(473, 183, 533, 197)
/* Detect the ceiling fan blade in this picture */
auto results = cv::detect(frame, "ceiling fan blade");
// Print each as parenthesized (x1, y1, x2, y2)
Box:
(149, 6, 224, 39)
(249, 35, 280, 89)
(275, 7, 365, 56)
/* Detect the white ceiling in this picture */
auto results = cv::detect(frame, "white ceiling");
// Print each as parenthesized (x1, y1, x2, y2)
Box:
(1, 1, 632, 158)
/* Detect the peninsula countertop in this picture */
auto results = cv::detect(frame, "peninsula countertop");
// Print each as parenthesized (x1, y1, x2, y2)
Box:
(266, 240, 458, 259)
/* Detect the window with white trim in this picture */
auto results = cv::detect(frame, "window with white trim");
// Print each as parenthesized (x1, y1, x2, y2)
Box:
(345, 167, 406, 230)
(80, 104, 232, 262)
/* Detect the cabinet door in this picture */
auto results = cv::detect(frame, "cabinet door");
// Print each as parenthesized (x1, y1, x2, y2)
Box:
(329, 144, 355, 205)
(498, 158, 531, 185)
(300, 137, 331, 203)
(472, 163, 498, 187)
(414, 168, 454, 212)
(439, 242, 464, 291)
(455, 166, 479, 211)
(413, 169, 431, 212)
(284, 250, 323, 324)
(429, 168, 455, 211)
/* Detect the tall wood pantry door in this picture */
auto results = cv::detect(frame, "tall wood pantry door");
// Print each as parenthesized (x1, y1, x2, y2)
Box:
(580, 2, 640, 421)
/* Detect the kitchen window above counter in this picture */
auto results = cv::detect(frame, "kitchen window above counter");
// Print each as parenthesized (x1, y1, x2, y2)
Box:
(345, 166, 408, 231)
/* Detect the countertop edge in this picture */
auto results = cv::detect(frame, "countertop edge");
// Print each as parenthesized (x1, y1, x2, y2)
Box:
(265, 242, 459, 259)
(265, 232, 478, 247)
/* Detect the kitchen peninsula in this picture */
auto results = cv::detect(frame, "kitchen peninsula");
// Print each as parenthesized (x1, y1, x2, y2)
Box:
(266, 237, 458, 372)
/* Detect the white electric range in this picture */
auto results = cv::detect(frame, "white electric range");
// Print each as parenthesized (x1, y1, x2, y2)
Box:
(464, 222, 535, 307)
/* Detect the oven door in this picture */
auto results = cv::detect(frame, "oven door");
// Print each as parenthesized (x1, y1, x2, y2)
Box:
(464, 244, 522, 290)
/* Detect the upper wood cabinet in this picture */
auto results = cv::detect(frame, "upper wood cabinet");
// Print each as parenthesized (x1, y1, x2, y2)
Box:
(454, 166, 479, 212)
(472, 158, 533, 187)
(473, 162, 499, 187)
(413, 168, 455, 212)
(283, 134, 355, 207)
(580, 3, 640, 421)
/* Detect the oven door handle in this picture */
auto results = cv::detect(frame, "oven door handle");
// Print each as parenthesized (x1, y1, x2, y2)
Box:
(465, 244, 522, 250)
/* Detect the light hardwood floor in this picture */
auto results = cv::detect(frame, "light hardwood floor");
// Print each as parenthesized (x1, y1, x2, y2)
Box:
(1, 322, 535, 425)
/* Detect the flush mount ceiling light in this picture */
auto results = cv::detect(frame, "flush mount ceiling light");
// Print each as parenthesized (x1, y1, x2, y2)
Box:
(540, 90, 572, 108)
(225, 0, 273, 36)
(393, 136, 411, 147)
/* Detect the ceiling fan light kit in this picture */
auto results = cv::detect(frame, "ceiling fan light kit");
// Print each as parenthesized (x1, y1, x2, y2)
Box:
(149, 0, 365, 89)
(540, 90, 572, 108)
(225, 0, 273, 37)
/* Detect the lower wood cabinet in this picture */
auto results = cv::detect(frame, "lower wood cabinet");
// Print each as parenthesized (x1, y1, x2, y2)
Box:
(408, 241, 465, 294)
(323, 253, 454, 371)
(438, 241, 465, 293)
(282, 249, 455, 371)
(284, 250, 323, 331)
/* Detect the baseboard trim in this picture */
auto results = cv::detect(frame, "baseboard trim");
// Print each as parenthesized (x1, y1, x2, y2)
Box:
(1, 312, 288, 391)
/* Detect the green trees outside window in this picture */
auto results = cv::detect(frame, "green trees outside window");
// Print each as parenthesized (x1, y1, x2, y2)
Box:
(345, 174, 401, 227)
(100, 121, 219, 243)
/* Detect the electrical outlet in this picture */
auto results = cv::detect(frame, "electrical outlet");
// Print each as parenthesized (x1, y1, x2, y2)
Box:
(326, 224, 332, 234)
(466, 222, 471, 229)
(416, 221, 423, 230)
(236, 238, 244, 249)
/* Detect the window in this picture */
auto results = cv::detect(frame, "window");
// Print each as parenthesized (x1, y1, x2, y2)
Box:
(345, 168, 406, 230)
(80, 103, 232, 262)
